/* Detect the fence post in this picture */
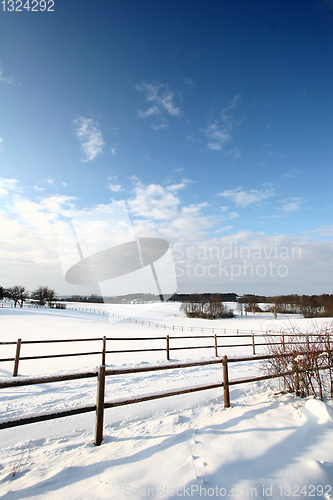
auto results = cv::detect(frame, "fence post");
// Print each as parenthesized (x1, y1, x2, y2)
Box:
(102, 336, 106, 365)
(214, 334, 218, 357)
(222, 355, 230, 408)
(251, 332, 256, 355)
(94, 365, 106, 446)
(13, 338, 22, 377)
(166, 335, 170, 361)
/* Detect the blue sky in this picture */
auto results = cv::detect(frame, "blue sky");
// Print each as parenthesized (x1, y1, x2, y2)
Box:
(0, 0, 332, 296)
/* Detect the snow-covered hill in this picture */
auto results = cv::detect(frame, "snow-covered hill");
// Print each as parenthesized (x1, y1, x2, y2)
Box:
(0, 304, 332, 499)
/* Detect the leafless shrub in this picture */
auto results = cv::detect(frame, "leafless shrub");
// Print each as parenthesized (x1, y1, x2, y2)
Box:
(262, 322, 333, 399)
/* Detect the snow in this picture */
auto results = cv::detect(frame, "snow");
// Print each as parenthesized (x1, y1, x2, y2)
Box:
(0, 303, 333, 499)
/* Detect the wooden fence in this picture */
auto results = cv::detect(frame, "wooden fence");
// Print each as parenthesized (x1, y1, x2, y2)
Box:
(0, 301, 278, 336)
(1, 331, 332, 377)
(1, 352, 332, 445)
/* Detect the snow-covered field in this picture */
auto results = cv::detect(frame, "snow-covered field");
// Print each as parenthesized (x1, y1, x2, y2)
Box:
(0, 303, 333, 499)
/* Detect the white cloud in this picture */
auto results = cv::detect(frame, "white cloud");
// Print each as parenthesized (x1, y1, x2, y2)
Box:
(171, 231, 333, 295)
(166, 183, 186, 192)
(127, 181, 214, 244)
(137, 106, 160, 118)
(1, 177, 332, 295)
(217, 187, 274, 207)
(107, 175, 123, 193)
(0, 137, 4, 151)
(203, 95, 242, 151)
(205, 123, 232, 151)
(128, 183, 181, 220)
(280, 197, 302, 213)
(34, 185, 45, 191)
(108, 184, 123, 193)
(135, 82, 181, 129)
(0, 178, 20, 196)
(73, 116, 105, 162)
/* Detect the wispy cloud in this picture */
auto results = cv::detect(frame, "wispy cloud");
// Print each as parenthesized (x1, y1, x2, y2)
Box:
(302, 225, 333, 238)
(0, 137, 4, 151)
(223, 146, 242, 161)
(204, 123, 232, 151)
(183, 77, 195, 87)
(73, 116, 105, 162)
(0, 62, 21, 86)
(284, 169, 302, 178)
(280, 197, 302, 213)
(135, 82, 181, 130)
(203, 94, 242, 151)
(137, 106, 160, 118)
(217, 187, 274, 207)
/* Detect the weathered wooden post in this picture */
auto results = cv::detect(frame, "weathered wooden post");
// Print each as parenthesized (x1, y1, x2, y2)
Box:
(214, 334, 218, 357)
(13, 338, 22, 377)
(102, 336, 106, 365)
(94, 365, 106, 446)
(166, 335, 170, 361)
(222, 355, 230, 408)
(251, 332, 256, 355)
(306, 334, 310, 351)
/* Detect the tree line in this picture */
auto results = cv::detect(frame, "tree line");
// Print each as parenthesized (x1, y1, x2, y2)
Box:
(0, 285, 57, 308)
(180, 294, 234, 319)
(238, 294, 333, 318)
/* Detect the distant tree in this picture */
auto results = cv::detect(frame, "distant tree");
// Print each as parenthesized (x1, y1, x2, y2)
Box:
(69, 295, 82, 302)
(7, 286, 29, 308)
(45, 288, 57, 308)
(31, 286, 57, 308)
(236, 301, 245, 316)
(300, 295, 321, 318)
(320, 294, 333, 317)
(267, 296, 285, 319)
(87, 294, 103, 303)
(181, 294, 233, 319)
(238, 295, 262, 314)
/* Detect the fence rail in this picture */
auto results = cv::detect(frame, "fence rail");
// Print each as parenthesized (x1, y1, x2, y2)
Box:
(1, 331, 332, 377)
(0, 301, 287, 336)
(1, 352, 332, 446)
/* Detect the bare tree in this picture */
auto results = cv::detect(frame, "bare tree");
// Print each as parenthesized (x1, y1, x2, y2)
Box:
(7, 286, 29, 308)
(31, 286, 57, 308)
